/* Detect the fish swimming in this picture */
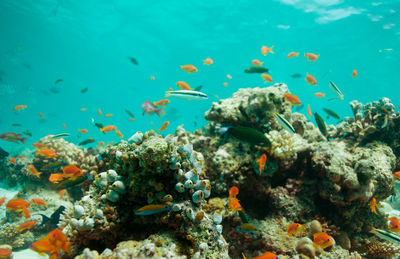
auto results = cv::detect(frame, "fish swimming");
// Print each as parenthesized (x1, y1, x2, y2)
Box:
(54, 78, 63, 84)
(128, 57, 138, 65)
(236, 223, 257, 238)
(55, 174, 92, 189)
(370, 228, 400, 244)
(217, 126, 271, 147)
(135, 204, 171, 215)
(329, 81, 344, 100)
(23, 130, 32, 136)
(165, 90, 208, 101)
(287, 223, 302, 236)
(142, 100, 165, 117)
(49, 133, 70, 139)
(313, 232, 335, 249)
(125, 109, 135, 118)
(0, 132, 28, 144)
(323, 108, 340, 120)
(314, 113, 327, 137)
(244, 66, 269, 73)
(11, 123, 22, 127)
(37, 205, 66, 227)
(291, 73, 302, 78)
(80, 87, 88, 93)
(274, 113, 296, 134)
(79, 137, 96, 146)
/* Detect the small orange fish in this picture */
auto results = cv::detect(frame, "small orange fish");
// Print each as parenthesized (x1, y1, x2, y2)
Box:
(227, 74, 232, 79)
(17, 155, 27, 159)
(31, 198, 47, 207)
(369, 197, 381, 214)
(9, 157, 16, 164)
(203, 58, 213, 65)
(261, 74, 273, 83)
(98, 141, 105, 146)
(0, 248, 12, 258)
(80, 108, 87, 112)
(59, 189, 65, 199)
(128, 117, 136, 121)
(0, 197, 5, 206)
(6, 199, 30, 210)
(98, 108, 102, 115)
(313, 232, 334, 249)
(287, 223, 302, 236)
(176, 81, 192, 90)
(105, 113, 113, 118)
(252, 251, 279, 259)
(100, 125, 116, 133)
(223, 82, 228, 87)
(62, 165, 83, 180)
(389, 217, 400, 233)
(257, 153, 267, 175)
(261, 46, 274, 55)
(32, 142, 46, 149)
(30, 238, 55, 255)
(228, 186, 239, 198)
(305, 73, 317, 85)
(352, 69, 358, 78)
(314, 92, 325, 98)
(78, 129, 88, 134)
(22, 206, 30, 218)
(283, 93, 301, 106)
(28, 164, 42, 178)
(180, 64, 198, 73)
(49, 173, 65, 184)
(38, 112, 46, 119)
(251, 59, 263, 66)
(115, 129, 124, 138)
(287, 52, 299, 58)
(62, 123, 66, 129)
(228, 197, 243, 211)
(307, 104, 312, 118)
(304, 53, 319, 62)
(14, 105, 27, 111)
(30, 228, 73, 258)
(393, 171, 400, 180)
(36, 149, 58, 158)
(16, 220, 37, 232)
(150, 76, 155, 80)
(154, 99, 170, 106)
(158, 121, 170, 133)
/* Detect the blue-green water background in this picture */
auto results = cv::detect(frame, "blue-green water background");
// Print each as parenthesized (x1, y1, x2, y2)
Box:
(0, 0, 399, 155)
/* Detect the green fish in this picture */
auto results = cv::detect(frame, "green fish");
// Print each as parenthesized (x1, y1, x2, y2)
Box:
(11, 123, 22, 127)
(274, 113, 296, 134)
(193, 85, 202, 91)
(49, 133, 70, 139)
(244, 66, 269, 74)
(314, 113, 327, 137)
(54, 78, 63, 84)
(55, 174, 92, 190)
(217, 126, 271, 147)
(125, 109, 135, 118)
(79, 137, 96, 146)
(128, 57, 138, 65)
(323, 108, 340, 120)
(80, 87, 88, 93)
(23, 130, 32, 136)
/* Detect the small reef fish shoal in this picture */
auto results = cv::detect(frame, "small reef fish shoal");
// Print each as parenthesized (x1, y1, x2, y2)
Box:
(314, 113, 327, 137)
(217, 126, 271, 147)
(0, 132, 28, 144)
(274, 113, 296, 134)
(244, 66, 269, 74)
(135, 204, 171, 215)
(165, 90, 208, 101)
(142, 100, 165, 117)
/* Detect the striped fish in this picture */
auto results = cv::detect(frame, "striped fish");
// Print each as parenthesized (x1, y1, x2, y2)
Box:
(329, 81, 344, 100)
(274, 113, 296, 134)
(370, 228, 400, 244)
(165, 90, 208, 101)
(135, 204, 171, 216)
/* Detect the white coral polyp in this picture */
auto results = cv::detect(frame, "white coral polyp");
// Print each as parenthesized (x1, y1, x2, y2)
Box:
(265, 130, 308, 160)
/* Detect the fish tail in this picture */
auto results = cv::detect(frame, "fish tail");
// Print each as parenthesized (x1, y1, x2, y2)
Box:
(155, 108, 164, 118)
(21, 137, 28, 144)
(216, 126, 229, 134)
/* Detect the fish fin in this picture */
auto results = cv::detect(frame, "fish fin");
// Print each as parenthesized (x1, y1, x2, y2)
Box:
(155, 108, 164, 118)
(21, 137, 28, 144)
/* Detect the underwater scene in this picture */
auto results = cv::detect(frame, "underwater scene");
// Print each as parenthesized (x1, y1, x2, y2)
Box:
(0, 0, 400, 258)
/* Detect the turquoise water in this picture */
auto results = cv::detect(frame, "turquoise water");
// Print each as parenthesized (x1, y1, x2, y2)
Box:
(0, 0, 399, 153)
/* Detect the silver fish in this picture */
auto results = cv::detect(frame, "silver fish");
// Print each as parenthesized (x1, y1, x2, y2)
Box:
(49, 133, 71, 139)
(274, 113, 295, 134)
(329, 81, 344, 100)
(165, 90, 208, 101)
(370, 228, 400, 244)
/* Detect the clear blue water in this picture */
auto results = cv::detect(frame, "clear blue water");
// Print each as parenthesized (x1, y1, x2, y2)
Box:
(0, 0, 399, 154)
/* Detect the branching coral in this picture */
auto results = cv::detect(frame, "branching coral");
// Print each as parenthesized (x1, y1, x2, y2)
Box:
(265, 130, 309, 160)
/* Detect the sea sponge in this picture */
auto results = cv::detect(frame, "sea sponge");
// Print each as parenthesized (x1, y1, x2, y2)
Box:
(296, 237, 316, 258)
(265, 130, 309, 160)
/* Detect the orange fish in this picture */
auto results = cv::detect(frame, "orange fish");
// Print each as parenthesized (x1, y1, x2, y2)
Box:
(98, 108, 102, 115)
(228, 197, 243, 211)
(30, 228, 73, 259)
(389, 217, 400, 233)
(32, 142, 46, 149)
(36, 149, 58, 158)
(150, 76, 155, 80)
(223, 82, 228, 87)
(283, 93, 301, 106)
(115, 129, 124, 138)
(0, 197, 5, 206)
(287, 223, 302, 236)
(38, 112, 46, 119)
(352, 69, 358, 78)
(100, 125, 116, 133)
(393, 171, 400, 180)
(105, 113, 113, 118)
(30, 238, 54, 255)
(227, 74, 232, 79)
(176, 81, 192, 90)
(128, 117, 136, 121)
(305, 73, 317, 85)
(261, 74, 273, 83)
(203, 58, 213, 65)
(257, 153, 267, 175)
(252, 251, 279, 259)
(80, 108, 87, 112)
(22, 206, 30, 218)
(261, 46, 274, 55)
(0, 248, 12, 258)
(287, 52, 299, 58)
(154, 99, 170, 106)
(314, 92, 325, 98)
(28, 164, 42, 178)
(369, 197, 381, 214)
(14, 105, 27, 111)
(62, 123, 66, 129)
(49, 173, 65, 184)
(6, 199, 30, 210)
(251, 59, 263, 66)
(304, 53, 319, 61)
(180, 65, 198, 73)
(31, 198, 47, 207)
(62, 165, 83, 180)
(313, 232, 334, 249)
(307, 104, 312, 118)
(9, 157, 16, 164)
(16, 220, 37, 232)
(17, 155, 27, 159)
(78, 129, 88, 134)
(158, 121, 170, 133)
(228, 186, 239, 198)
(59, 189, 65, 199)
